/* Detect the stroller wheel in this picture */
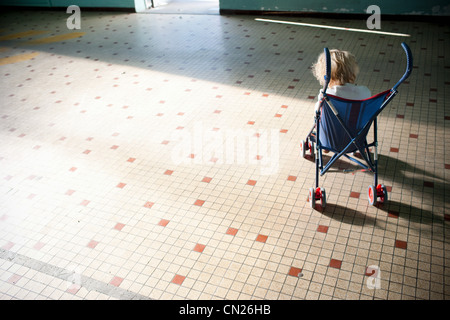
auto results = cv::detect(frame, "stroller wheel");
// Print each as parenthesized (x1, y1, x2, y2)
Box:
(300, 140, 306, 158)
(309, 187, 316, 208)
(368, 185, 377, 206)
(309, 141, 315, 159)
(378, 184, 388, 204)
(320, 188, 326, 209)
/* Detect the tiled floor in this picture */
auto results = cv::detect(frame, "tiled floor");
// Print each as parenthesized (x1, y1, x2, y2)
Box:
(0, 7, 449, 300)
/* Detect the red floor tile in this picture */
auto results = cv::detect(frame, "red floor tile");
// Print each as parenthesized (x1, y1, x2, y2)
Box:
(33, 242, 45, 250)
(66, 284, 81, 294)
(423, 181, 434, 188)
(365, 266, 378, 277)
(172, 274, 185, 285)
(114, 223, 125, 231)
(256, 234, 268, 243)
(144, 201, 154, 209)
(110, 276, 123, 287)
(329, 259, 342, 269)
(388, 210, 399, 219)
(350, 192, 360, 199)
(288, 267, 302, 277)
(317, 225, 329, 233)
(226, 227, 238, 236)
(158, 219, 170, 227)
(8, 274, 22, 284)
(80, 200, 90, 206)
(395, 240, 407, 249)
(193, 243, 206, 253)
(2, 241, 14, 250)
(87, 240, 99, 249)
(194, 199, 205, 206)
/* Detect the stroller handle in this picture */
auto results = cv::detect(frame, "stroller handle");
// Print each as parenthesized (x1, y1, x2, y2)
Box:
(393, 42, 413, 91)
(323, 47, 331, 91)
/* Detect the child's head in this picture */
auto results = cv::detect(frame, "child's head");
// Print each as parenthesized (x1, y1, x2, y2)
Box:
(312, 49, 360, 87)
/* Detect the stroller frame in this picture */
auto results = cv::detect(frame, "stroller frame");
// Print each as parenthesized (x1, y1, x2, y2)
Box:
(301, 43, 413, 209)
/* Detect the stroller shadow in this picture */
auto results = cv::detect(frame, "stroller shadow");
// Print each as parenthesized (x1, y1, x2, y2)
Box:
(316, 200, 440, 236)
(315, 203, 378, 226)
(305, 152, 447, 229)
(318, 200, 440, 223)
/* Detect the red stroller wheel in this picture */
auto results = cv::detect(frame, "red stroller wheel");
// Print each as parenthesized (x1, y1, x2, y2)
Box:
(300, 140, 306, 158)
(377, 184, 388, 203)
(368, 185, 377, 206)
(309, 141, 314, 159)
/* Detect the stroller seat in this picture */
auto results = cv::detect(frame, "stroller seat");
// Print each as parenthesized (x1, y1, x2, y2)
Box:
(319, 90, 391, 154)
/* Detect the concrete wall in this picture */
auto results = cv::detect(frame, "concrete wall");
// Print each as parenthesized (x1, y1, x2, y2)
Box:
(0, 0, 136, 8)
(2, 0, 449, 16)
(219, 0, 450, 16)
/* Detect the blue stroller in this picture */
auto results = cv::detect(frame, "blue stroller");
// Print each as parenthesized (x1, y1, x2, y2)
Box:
(300, 43, 413, 209)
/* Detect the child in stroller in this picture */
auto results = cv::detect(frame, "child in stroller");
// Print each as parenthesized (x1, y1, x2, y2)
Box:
(300, 43, 412, 209)
(312, 49, 371, 112)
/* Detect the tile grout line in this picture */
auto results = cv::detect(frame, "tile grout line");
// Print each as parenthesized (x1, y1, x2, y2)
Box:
(0, 248, 151, 300)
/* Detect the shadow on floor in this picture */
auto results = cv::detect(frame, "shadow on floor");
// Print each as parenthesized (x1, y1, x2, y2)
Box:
(304, 151, 447, 229)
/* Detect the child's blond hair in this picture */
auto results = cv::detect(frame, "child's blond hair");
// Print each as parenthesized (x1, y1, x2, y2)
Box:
(312, 49, 360, 87)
